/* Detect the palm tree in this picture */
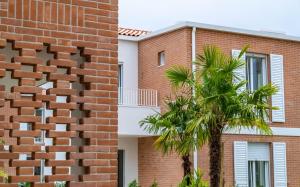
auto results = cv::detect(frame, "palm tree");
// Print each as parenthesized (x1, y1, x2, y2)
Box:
(166, 45, 277, 187)
(140, 96, 199, 184)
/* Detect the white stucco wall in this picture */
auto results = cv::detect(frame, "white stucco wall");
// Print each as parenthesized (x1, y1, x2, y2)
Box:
(119, 137, 138, 186)
(118, 105, 159, 136)
(118, 39, 138, 90)
(118, 38, 160, 137)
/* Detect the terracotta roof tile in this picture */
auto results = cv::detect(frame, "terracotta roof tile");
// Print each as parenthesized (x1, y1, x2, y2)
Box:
(118, 27, 149, 37)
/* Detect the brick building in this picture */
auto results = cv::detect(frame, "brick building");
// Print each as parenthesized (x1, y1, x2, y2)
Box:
(0, 0, 118, 186)
(118, 22, 300, 187)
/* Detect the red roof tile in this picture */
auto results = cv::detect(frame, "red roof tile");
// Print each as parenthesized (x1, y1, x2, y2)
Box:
(118, 27, 149, 37)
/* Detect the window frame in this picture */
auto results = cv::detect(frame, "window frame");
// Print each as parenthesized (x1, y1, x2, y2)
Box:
(245, 53, 269, 91)
(118, 63, 124, 105)
(247, 143, 271, 187)
(118, 63, 124, 88)
(248, 160, 270, 187)
(158, 51, 165, 67)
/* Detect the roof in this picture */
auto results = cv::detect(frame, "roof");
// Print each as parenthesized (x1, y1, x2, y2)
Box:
(120, 21, 300, 43)
(118, 27, 149, 37)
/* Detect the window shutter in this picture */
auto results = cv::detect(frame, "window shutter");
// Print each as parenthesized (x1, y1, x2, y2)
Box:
(232, 49, 246, 92)
(273, 142, 287, 187)
(248, 143, 270, 161)
(234, 141, 248, 187)
(270, 54, 285, 122)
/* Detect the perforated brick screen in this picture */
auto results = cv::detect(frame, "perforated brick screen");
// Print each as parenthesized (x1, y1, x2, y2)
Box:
(0, 0, 118, 186)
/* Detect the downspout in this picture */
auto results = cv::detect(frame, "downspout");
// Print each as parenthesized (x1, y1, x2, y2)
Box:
(192, 27, 198, 173)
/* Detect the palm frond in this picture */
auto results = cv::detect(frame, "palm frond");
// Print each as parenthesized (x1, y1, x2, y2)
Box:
(139, 95, 197, 156)
(166, 66, 192, 87)
(238, 45, 249, 59)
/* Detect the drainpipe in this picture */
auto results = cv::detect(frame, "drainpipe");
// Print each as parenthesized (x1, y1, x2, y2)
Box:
(192, 27, 198, 173)
(192, 27, 197, 75)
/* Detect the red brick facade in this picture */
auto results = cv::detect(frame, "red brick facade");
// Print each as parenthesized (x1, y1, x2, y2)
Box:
(138, 137, 182, 187)
(0, 0, 118, 186)
(197, 135, 300, 187)
(138, 28, 192, 107)
(138, 27, 300, 186)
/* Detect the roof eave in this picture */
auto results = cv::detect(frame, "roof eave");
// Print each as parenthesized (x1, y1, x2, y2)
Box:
(118, 35, 140, 41)
(135, 21, 300, 43)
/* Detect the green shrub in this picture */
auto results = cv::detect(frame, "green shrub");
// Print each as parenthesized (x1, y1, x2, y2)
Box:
(178, 170, 209, 187)
(0, 140, 7, 183)
(150, 180, 158, 187)
(128, 179, 158, 187)
(18, 182, 31, 187)
(128, 180, 140, 187)
(55, 181, 66, 187)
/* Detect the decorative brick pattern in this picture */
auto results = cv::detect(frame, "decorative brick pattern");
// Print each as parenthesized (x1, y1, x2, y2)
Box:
(0, 0, 118, 186)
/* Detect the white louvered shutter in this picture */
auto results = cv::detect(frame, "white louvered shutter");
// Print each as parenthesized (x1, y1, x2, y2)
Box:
(248, 143, 270, 161)
(232, 49, 246, 92)
(234, 141, 248, 187)
(270, 54, 285, 122)
(273, 142, 287, 187)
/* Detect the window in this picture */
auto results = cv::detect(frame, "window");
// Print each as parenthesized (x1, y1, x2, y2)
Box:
(248, 161, 270, 187)
(246, 54, 268, 91)
(118, 64, 123, 104)
(158, 51, 165, 66)
(248, 143, 270, 187)
(118, 64, 123, 88)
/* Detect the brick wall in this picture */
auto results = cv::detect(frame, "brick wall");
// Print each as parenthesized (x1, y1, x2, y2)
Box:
(198, 135, 300, 187)
(0, 0, 118, 186)
(138, 27, 300, 186)
(138, 30, 192, 186)
(194, 29, 300, 187)
(138, 28, 192, 107)
(196, 29, 300, 128)
(138, 137, 183, 187)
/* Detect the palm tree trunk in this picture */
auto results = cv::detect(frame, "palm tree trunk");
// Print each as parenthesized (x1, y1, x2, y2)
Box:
(182, 154, 192, 184)
(209, 128, 222, 187)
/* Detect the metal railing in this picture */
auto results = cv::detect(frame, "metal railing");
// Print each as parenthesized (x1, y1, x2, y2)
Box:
(118, 87, 158, 107)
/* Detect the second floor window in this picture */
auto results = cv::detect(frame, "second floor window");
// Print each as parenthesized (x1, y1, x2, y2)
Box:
(246, 54, 268, 91)
(158, 51, 165, 66)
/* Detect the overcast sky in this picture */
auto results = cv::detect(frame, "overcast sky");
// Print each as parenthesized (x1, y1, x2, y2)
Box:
(119, 0, 300, 37)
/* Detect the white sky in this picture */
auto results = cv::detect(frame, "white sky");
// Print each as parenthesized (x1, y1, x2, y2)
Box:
(119, 0, 300, 37)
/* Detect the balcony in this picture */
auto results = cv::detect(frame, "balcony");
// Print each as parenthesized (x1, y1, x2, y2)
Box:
(118, 88, 158, 107)
(118, 88, 160, 137)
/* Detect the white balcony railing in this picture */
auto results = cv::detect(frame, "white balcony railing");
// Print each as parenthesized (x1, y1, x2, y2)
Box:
(118, 87, 158, 107)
